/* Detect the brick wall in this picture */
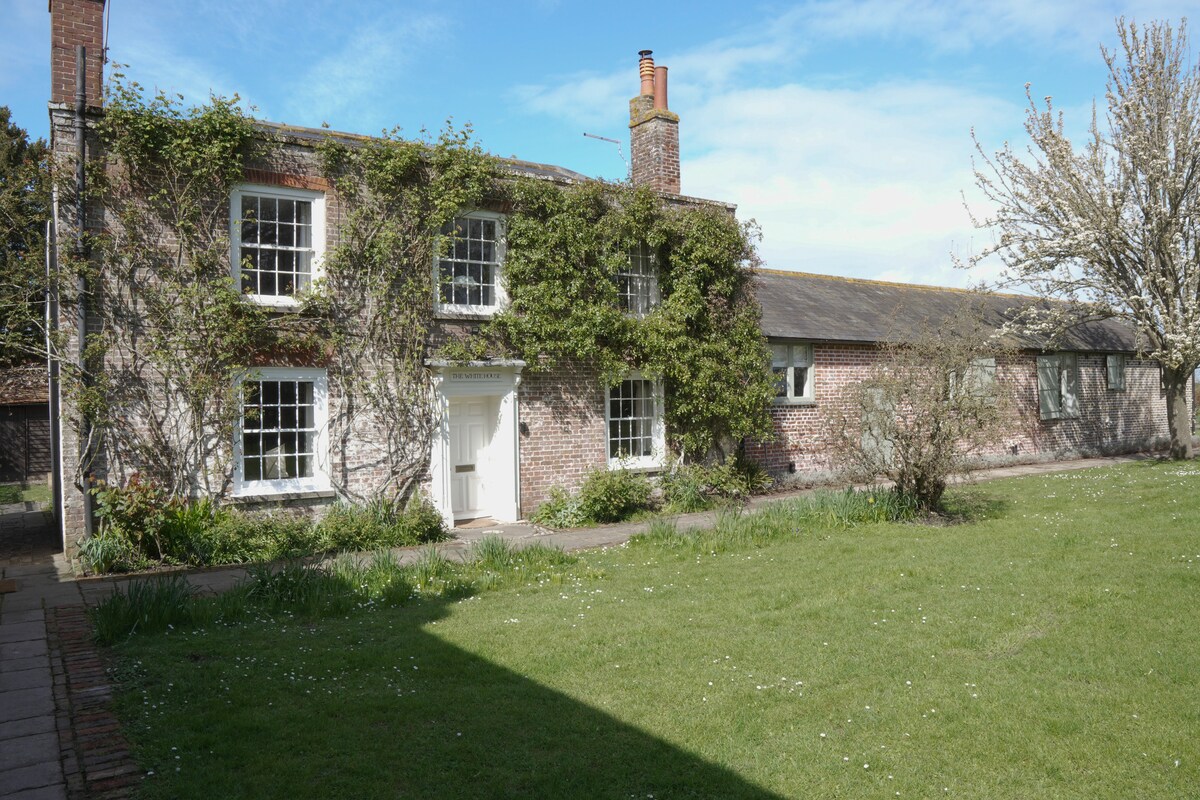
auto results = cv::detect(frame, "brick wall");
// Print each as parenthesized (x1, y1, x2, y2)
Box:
(629, 96, 680, 195)
(517, 360, 609, 514)
(50, 0, 105, 107)
(745, 341, 1190, 482)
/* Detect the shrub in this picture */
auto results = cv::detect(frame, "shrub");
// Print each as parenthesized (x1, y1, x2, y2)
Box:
(660, 457, 774, 513)
(316, 493, 447, 551)
(91, 474, 172, 560)
(576, 467, 653, 523)
(79, 530, 144, 574)
(529, 486, 588, 528)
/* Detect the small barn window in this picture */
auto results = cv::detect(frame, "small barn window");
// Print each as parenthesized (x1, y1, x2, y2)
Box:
(1106, 354, 1126, 391)
(771, 342, 813, 403)
(1037, 353, 1080, 420)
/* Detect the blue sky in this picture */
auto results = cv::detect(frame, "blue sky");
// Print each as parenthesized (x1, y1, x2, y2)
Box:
(1, 0, 1193, 287)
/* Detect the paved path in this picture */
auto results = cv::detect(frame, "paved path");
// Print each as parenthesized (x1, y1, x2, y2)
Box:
(0, 452, 1160, 798)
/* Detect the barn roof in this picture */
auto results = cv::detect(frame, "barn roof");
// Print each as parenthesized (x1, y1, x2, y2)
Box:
(752, 269, 1139, 353)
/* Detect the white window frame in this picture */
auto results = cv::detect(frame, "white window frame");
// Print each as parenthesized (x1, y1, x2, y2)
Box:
(434, 211, 507, 316)
(230, 185, 326, 309)
(1037, 353, 1080, 420)
(605, 372, 665, 470)
(770, 341, 814, 404)
(617, 244, 660, 316)
(233, 367, 330, 496)
(1106, 354, 1127, 391)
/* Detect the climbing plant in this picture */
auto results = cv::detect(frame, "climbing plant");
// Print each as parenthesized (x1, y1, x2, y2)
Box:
(490, 179, 775, 460)
(78, 74, 276, 497)
(313, 125, 497, 500)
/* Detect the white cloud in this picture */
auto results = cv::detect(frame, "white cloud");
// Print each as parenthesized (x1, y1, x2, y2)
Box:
(286, 13, 448, 129)
(682, 80, 1016, 287)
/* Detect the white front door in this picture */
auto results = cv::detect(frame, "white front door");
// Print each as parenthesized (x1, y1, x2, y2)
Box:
(449, 398, 491, 520)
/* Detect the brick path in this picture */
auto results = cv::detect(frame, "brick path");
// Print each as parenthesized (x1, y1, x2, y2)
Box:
(0, 452, 1162, 798)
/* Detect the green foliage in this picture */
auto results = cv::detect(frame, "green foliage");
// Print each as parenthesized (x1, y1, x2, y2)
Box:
(91, 474, 172, 560)
(577, 466, 653, 524)
(91, 538, 581, 643)
(82, 478, 447, 573)
(528, 486, 588, 528)
(81, 74, 277, 498)
(0, 106, 50, 366)
(314, 124, 498, 502)
(490, 180, 775, 461)
(315, 494, 447, 552)
(660, 457, 774, 512)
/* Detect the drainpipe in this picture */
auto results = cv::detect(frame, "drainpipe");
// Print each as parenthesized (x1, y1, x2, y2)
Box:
(46, 218, 63, 536)
(74, 44, 95, 538)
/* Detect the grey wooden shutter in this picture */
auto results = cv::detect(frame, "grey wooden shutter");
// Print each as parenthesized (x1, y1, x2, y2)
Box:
(1037, 356, 1059, 419)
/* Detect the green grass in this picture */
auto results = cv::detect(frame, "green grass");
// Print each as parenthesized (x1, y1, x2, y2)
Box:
(0, 482, 50, 505)
(107, 462, 1200, 798)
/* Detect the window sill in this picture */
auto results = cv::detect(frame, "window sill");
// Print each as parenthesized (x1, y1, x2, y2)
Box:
(607, 459, 664, 473)
(227, 488, 337, 505)
(772, 398, 816, 407)
(435, 307, 500, 321)
(242, 295, 304, 312)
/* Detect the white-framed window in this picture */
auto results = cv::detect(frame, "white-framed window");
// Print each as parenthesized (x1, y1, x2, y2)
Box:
(234, 367, 329, 495)
(606, 373, 664, 469)
(231, 186, 325, 307)
(617, 244, 659, 316)
(771, 342, 814, 403)
(1106, 354, 1127, 391)
(950, 357, 997, 402)
(1037, 353, 1080, 420)
(436, 212, 506, 314)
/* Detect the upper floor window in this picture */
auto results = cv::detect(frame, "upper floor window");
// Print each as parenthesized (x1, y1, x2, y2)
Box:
(606, 374, 664, 469)
(232, 186, 325, 307)
(1106, 354, 1127, 391)
(771, 342, 814, 403)
(437, 213, 505, 314)
(1037, 352, 1080, 420)
(617, 244, 659, 316)
(235, 367, 329, 495)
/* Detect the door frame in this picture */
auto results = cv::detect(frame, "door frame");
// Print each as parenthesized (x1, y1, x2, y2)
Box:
(429, 361, 524, 528)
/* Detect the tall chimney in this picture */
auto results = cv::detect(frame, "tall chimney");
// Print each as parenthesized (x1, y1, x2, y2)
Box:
(50, 0, 106, 107)
(629, 49, 680, 195)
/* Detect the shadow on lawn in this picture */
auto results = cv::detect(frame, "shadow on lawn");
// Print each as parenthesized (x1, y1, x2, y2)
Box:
(127, 585, 787, 799)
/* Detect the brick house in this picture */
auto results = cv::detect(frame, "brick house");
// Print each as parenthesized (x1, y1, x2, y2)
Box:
(745, 270, 1188, 480)
(44, 0, 1185, 559)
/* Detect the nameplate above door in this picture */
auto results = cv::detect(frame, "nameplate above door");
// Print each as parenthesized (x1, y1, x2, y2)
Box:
(455, 464, 476, 473)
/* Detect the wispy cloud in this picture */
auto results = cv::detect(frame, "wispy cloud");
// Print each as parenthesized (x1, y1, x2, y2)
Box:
(286, 13, 448, 129)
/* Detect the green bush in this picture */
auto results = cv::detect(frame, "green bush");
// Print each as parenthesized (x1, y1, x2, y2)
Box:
(91, 474, 172, 560)
(529, 486, 588, 528)
(577, 467, 653, 523)
(660, 457, 774, 513)
(317, 493, 447, 551)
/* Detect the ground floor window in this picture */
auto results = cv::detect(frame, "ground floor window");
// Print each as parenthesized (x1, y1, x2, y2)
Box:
(1106, 354, 1127, 391)
(770, 342, 813, 402)
(606, 374, 664, 468)
(236, 368, 328, 494)
(1037, 353, 1080, 420)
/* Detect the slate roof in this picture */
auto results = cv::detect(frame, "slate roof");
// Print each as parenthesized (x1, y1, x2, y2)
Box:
(752, 269, 1140, 353)
(260, 121, 593, 184)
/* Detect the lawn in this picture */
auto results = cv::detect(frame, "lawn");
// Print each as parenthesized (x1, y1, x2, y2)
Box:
(107, 462, 1200, 799)
(0, 482, 51, 505)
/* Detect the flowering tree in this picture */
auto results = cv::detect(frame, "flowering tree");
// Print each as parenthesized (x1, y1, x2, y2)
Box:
(968, 19, 1200, 458)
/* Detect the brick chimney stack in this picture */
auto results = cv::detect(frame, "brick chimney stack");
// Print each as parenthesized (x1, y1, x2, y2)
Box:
(629, 50, 680, 195)
(50, 0, 106, 107)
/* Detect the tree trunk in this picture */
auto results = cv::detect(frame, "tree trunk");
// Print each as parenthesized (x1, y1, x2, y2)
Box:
(1163, 366, 1194, 460)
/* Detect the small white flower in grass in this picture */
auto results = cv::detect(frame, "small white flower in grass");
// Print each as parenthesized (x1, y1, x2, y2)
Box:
(864, 763, 869, 769)
(820, 733, 826, 738)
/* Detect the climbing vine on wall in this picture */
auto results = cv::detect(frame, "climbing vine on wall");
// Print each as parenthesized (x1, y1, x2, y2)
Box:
(488, 179, 776, 460)
(81, 78, 773, 505)
(313, 125, 497, 500)
(79, 74, 278, 497)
